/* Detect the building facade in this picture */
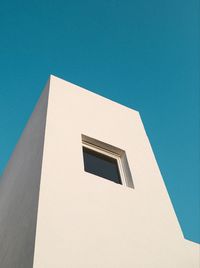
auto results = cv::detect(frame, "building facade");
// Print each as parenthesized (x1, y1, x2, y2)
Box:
(0, 75, 199, 267)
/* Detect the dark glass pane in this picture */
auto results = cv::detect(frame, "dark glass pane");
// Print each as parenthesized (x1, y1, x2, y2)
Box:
(82, 147, 122, 184)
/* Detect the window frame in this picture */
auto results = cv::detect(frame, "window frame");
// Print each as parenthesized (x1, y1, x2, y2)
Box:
(82, 140, 127, 186)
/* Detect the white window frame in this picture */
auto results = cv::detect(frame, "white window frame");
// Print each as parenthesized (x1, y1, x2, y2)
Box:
(82, 140, 128, 186)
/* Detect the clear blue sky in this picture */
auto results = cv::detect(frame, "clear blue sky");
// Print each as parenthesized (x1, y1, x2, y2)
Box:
(0, 1, 199, 243)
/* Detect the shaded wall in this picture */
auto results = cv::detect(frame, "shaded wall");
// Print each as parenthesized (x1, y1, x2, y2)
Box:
(0, 82, 49, 268)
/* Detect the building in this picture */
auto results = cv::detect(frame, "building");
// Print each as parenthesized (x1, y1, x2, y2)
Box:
(0, 75, 199, 268)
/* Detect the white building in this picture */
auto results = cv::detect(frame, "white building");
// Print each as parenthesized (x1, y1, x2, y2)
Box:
(0, 75, 199, 268)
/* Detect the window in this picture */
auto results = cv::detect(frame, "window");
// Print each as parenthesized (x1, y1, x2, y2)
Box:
(83, 146, 122, 184)
(82, 135, 134, 188)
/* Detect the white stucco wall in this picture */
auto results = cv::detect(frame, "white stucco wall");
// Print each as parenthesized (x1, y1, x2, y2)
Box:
(33, 76, 199, 268)
(0, 82, 49, 268)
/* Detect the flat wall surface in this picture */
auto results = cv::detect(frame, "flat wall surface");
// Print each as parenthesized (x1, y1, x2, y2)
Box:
(33, 76, 199, 268)
(0, 84, 49, 268)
